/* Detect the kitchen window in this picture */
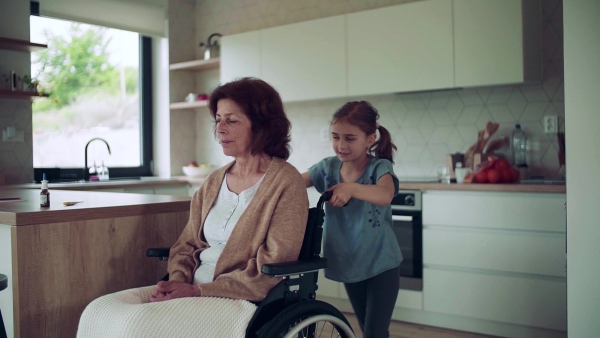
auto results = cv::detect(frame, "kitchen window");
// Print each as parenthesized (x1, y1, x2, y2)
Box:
(30, 14, 152, 182)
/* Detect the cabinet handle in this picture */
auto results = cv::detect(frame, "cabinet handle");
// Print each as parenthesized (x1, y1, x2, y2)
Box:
(392, 215, 413, 222)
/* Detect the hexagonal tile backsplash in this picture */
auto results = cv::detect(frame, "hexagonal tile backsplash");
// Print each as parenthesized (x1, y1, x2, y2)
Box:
(180, 0, 565, 181)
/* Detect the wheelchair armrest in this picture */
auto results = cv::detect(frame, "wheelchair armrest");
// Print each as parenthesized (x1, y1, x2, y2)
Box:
(146, 247, 170, 261)
(261, 257, 327, 278)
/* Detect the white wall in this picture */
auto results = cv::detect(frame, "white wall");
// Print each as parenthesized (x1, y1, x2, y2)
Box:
(152, 35, 171, 177)
(564, 0, 600, 336)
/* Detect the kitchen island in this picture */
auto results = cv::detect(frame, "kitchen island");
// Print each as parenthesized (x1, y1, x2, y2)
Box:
(0, 189, 191, 338)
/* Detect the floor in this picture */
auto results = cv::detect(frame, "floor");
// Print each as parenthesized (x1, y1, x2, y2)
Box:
(343, 312, 499, 338)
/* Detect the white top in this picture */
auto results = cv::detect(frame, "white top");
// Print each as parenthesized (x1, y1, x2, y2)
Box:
(193, 173, 265, 285)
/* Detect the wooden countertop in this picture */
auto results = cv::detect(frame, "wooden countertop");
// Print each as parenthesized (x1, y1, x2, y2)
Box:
(399, 182, 565, 193)
(0, 189, 191, 226)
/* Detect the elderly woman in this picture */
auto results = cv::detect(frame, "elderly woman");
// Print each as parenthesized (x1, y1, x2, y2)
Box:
(77, 78, 308, 337)
(151, 77, 309, 302)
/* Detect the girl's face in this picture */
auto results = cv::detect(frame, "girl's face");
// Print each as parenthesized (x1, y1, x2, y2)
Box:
(215, 98, 253, 158)
(330, 120, 376, 163)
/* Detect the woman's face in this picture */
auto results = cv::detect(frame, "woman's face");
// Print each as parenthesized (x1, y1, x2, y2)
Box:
(215, 98, 253, 158)
(331, 120, 376, 163)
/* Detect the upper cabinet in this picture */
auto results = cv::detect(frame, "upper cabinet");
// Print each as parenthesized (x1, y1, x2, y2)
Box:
(347, 0, 454, 96)
(220, 17, 346, 102)
(453, 0, 541, 87)
(219, 0, 542, 102)
(220, 31, 260, 84)
(261, 16, 346, 102)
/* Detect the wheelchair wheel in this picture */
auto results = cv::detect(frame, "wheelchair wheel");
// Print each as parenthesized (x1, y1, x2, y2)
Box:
(256, 300, 355, 338)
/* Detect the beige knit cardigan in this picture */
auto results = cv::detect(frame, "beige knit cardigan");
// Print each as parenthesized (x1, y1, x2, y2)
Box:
(167, 157, 309, 302)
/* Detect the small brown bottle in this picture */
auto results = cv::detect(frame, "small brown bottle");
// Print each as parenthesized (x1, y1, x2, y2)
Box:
(40, 173, 50, 207)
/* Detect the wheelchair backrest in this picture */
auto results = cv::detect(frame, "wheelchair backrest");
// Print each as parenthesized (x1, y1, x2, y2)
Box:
(297, 192, 330, 261)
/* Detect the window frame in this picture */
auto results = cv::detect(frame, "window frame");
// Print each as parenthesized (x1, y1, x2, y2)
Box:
(32, 21, 154, 183)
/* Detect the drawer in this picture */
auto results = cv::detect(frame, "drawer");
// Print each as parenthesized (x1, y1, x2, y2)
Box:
(424, 268, 566, 331)
(423, 191, 566, 232)
(396, 289, 423, 310)
(424, 228, 566, 277)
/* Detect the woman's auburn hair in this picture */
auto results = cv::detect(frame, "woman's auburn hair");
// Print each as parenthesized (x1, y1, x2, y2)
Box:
(208, 77, 292, 160)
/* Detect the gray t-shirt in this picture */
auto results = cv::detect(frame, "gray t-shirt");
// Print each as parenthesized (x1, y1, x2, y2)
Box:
(308, 156, 402, 283)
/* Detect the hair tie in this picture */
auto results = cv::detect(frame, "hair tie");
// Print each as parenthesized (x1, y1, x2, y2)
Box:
(375, 123, 380, 129)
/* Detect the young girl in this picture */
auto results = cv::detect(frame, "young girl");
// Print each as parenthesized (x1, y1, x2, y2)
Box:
(302, 101, 401, 338)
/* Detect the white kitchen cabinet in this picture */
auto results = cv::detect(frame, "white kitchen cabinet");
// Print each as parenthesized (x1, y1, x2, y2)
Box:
(424, 227, 565, 277)
(424, 268, 566, 331)
(261, 15, 346, 102)
(453, 0, 542, 87)
(422, 190, 566, 335)
(346, 0, 454, 96)
(220, 31, 261, 85)
(423, 191, 565, 232)
(317, 270, 341, 299)
(218, 0, 541, 102)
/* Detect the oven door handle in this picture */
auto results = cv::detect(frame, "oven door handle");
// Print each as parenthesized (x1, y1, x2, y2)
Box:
(392, 215, 413, 222)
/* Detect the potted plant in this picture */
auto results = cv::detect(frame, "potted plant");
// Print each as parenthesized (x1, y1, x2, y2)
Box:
(21, 74, 33, 91)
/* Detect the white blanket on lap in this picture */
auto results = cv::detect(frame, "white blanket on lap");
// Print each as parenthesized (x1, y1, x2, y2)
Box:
(77, 286, 258, 338)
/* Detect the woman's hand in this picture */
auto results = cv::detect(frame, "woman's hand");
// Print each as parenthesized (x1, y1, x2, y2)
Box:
(326, 183, 355, 207)
(150, 280, 201, 302)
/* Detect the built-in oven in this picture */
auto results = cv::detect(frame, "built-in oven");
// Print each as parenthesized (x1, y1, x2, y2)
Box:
(391, 189, 422, 291)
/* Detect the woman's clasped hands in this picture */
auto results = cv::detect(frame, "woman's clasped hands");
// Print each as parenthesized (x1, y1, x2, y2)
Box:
(150, 280, 201, 302)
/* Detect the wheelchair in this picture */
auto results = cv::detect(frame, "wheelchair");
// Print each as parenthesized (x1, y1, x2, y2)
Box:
(146, 191, 356, 338)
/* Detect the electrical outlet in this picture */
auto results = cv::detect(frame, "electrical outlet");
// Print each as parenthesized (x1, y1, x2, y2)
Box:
(543, 115, 558, 134)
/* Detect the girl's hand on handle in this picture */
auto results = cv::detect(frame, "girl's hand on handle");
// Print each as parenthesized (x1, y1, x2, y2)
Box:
(325, 183, 355, 207)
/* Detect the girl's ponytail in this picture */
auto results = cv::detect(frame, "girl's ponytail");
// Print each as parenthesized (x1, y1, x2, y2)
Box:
(371, 124, 397, 164)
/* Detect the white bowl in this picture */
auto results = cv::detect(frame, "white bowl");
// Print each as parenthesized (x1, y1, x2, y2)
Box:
(182, 165, 216, 177)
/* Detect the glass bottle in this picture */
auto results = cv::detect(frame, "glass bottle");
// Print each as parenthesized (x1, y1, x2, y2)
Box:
(99, 161, 109, 181)
(40, 172, 50, 207)
(511, 124, 528, 167)
(89, 161, 98, 180)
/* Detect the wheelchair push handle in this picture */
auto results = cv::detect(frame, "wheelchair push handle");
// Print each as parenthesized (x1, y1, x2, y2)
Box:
(318, 191, 332, 209)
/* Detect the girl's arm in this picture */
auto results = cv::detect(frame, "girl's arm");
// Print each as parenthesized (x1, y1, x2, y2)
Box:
(327, 173, 395, 207)
(301, 172, 314, 188)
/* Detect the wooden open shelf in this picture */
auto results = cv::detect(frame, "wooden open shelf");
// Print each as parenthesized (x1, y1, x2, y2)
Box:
(169, 100, 209, 110)
(0, 36, 47, 53)
(169, 58, 220, 71)
(0, 89, 50, 100)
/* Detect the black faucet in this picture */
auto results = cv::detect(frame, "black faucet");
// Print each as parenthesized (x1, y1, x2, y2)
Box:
(84, 138, 112, 181)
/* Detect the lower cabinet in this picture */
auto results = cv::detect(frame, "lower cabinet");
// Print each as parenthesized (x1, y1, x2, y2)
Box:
(302, 190, 566, 337)
(317, 270, 341, 299)
(423, 268, 566, 331)
(422, 190, 567, 335)
(316, 270, 423, 311)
